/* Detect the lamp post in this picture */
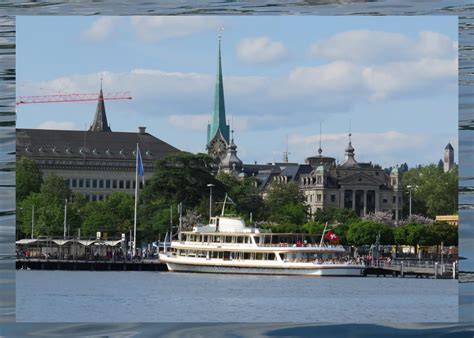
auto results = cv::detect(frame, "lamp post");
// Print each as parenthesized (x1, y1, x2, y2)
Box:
(207, 183, 215, 223)
(406, 185, 418, 216)
(31, 204, 35, 239)
(63, 198, 68, 239)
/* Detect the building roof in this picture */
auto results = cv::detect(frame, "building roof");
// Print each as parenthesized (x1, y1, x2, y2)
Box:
(445, 142, 454, 150)
(16, 128, 180, 163)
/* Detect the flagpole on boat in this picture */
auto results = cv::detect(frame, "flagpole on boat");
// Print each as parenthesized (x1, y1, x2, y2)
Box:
(133, 142, 139, 257)
(319, 222, 328, 246)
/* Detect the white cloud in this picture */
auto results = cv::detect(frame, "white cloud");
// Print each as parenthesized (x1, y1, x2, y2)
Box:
(37, 121, 79, 130)
(130, 17, 221, 42)
(237, 36, 288, 64)
(81, 17, 122, 42)
(309, 30, 457, 64)
(167, 113, 286, 132)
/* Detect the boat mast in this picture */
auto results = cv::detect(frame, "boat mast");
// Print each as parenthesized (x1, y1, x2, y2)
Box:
(221, 193, 228, 216)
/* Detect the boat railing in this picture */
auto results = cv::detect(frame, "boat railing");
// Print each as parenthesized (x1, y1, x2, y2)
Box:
(257, 243, 343, 249)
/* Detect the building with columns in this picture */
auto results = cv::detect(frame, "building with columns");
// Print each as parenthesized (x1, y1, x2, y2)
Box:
(16, 88, 180, 201)
(297, 138, 403, 219)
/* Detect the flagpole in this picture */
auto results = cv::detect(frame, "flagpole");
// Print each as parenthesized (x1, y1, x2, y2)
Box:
(133, 143, 139, 257)
(319, 222, 328, 246)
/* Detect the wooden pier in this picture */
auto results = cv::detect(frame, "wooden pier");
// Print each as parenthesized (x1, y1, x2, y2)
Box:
(16, 258, 168, 271)
(364, 261, 458, 279)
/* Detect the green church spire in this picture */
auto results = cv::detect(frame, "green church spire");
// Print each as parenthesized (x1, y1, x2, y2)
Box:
(207, 36, 230, 146)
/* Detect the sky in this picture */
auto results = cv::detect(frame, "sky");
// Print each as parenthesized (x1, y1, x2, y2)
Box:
(16, 16, 458, 168)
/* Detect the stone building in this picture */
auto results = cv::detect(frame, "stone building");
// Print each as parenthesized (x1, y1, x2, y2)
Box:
(16, 89, 180, 201)
(297, 135, 403, 219)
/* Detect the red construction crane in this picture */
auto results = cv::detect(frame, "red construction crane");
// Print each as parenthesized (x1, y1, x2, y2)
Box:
(16, 91, 132, 105)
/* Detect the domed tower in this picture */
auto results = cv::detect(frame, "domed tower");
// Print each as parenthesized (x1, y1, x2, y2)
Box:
(220, 130, 243, 175)
(340, 133, 358, 167)
(444, 142, 454, 172)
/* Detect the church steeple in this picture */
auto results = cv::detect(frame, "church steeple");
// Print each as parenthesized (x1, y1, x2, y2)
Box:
(89, 83, 111, 132)
(207, 35, 230, 147)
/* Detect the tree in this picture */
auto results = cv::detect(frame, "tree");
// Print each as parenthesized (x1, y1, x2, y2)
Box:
(346, 220, 394, 246)
(264, 181, 307, 225)
(40, 173, 71, 205)
(313, 207, 358, 225)
(402, 164, 458, 217)
(16, 156, 42, 202)
(141, 152, 226, 215)
(80, 192, 134, 238)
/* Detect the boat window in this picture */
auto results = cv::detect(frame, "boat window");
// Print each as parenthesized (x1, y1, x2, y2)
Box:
(253, 237, 259, 244)
(256, 253, 263, 260)
(225, 236, 232, 243)
(237, 236, 243, 243)
(268, 253, 275, 260)
(203, 235, 208, 242)
(244, 253, 251, 259)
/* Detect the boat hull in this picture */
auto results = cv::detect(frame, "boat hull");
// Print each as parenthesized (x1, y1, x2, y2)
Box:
(163, 260, 364, 277)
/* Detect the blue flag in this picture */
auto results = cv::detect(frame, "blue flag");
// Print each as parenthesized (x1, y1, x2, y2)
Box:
(137, 145, 144, 182)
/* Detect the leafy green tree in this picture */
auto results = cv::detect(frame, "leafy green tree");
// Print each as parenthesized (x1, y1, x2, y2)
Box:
(216, 172, 264, 221)
(346, 220, 394, 246)
(264, 181, 307, 225)
(16, 156, 43, 202)
(141, 152, 226, 214)
(313, 207, 358, 225)
(402, 164, 458, 217)
(40, 173, 71, 205)
(80, 192, 134, 238)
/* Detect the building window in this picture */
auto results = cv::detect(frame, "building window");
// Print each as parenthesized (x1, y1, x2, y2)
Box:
(99, 180, 104, 189)
(383, 198, 388, 203)
(331, 194, 336, 203)
(317, 194, 322, 202)
(106, 180, 110, 189)
(112, 180, 117, 189)
(92, 179, 97, 188)
(133, 181, 136, 189)
(126, 180, 131, 189)
(119, 180, 124, 189)
(72, 179, 77, 188)
(79, 179, 84, 188)
(98, 195, 103, 201)
(375, 172, 379, 176)
(85, 194, 90, 201)
(85, 179, 90, 188)
(66, 179, 70, 187)
(392, 196, 396, 203)
(92, 195, 97, 202)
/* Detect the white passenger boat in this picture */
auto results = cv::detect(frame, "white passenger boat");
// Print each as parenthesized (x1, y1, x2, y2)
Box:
(159, 198, 365, 277)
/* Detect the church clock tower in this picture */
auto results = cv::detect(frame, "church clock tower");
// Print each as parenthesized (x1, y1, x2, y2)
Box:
(206, 35, 230, 161)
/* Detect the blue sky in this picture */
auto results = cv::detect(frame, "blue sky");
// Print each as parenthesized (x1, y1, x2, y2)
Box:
(17, 16, 458, 168)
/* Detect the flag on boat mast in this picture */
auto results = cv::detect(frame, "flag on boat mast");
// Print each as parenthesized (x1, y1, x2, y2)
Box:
(133, 143, 145, 256)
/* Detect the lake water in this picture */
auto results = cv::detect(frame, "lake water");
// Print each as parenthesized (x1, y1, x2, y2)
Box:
(16, 270, 458, 323)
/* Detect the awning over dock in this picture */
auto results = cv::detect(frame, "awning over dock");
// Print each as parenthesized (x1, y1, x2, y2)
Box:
(17, 238, 123, 247)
